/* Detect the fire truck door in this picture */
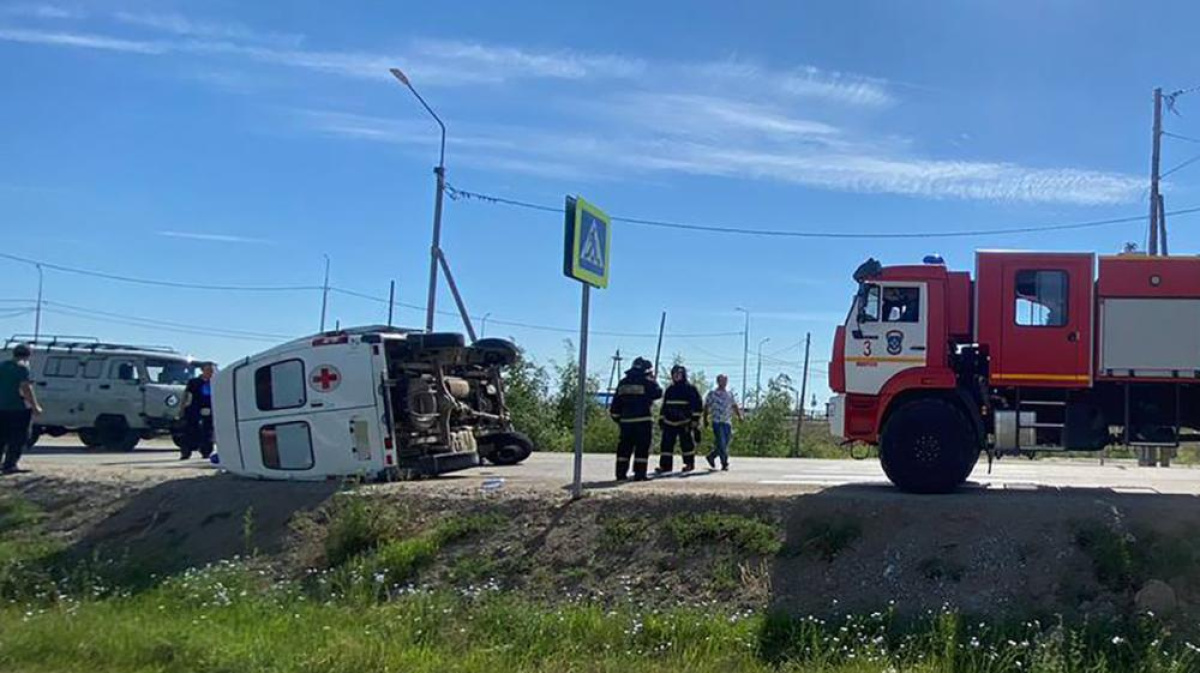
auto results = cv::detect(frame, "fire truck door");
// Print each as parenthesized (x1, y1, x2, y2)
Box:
(845, 281, 928, 395)
(994, 257, 1092, 387)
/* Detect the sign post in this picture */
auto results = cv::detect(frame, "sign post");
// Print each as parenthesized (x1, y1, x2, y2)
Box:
(563, 195, 611, 499)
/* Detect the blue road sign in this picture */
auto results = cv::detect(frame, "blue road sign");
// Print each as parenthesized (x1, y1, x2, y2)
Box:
(563, 196, 611, 288)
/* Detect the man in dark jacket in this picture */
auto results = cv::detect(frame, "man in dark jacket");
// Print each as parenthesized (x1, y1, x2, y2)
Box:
(608, 357, 662, 481)
(179, 362, 215, 460)
(656, 364, 703, 474)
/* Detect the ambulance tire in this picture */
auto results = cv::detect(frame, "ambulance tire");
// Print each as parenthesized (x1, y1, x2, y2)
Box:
(481, 431, 534, 466)
(880, 398, 976, 494)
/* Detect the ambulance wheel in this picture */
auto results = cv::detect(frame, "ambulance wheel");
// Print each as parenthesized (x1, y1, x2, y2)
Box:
(78, 428, 103, 448)
(879, 398, 976, 494)
(481, 432, 533, 466)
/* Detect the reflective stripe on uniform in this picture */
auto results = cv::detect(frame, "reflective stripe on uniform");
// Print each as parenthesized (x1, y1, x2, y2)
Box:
(617, 384, 646, 395)
(664, 400, 690, 405)
(661, 419, 691, 426)
(620, 417, 653, 423)
(634, 457, 649, 464)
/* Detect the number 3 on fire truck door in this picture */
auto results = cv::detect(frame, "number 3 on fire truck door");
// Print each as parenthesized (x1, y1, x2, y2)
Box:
(862, 340, 872, 357)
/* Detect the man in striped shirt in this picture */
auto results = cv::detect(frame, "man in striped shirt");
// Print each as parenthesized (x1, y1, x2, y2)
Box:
(704, 374, 743, 471)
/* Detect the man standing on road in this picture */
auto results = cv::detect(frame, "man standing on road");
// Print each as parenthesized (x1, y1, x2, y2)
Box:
(0, 344, 42, 474)
(704, 373, 743, 471)
(608, 357, 662, 482)
(655, 365, 703, 475)
(179, 362, 215, 460)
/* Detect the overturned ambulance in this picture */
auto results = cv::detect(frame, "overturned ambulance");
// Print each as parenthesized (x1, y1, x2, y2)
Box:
(212, 326, 533, 480)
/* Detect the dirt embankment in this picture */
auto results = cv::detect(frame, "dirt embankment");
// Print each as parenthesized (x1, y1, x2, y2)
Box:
(4, 472, 1200, 621)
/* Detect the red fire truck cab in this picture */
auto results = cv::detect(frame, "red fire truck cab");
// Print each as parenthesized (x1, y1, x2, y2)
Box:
(829, 251, 1200, 492)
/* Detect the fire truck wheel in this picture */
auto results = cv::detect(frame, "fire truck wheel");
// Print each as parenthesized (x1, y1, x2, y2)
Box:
(880, 398, 977, 494)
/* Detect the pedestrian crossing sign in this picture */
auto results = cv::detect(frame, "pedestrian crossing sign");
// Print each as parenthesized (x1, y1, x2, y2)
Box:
(563, 195, 611, 288)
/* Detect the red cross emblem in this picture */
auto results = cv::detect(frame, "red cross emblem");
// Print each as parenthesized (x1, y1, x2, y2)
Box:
(310, 365, 341, 392)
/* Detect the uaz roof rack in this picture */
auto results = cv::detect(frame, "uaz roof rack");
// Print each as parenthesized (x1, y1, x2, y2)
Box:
(4, 334, 180, 354)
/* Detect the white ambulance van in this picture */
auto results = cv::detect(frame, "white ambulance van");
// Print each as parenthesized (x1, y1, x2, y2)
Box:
(213, 326, 533, 481)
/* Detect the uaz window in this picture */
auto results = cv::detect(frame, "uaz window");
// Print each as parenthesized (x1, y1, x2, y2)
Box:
(1015, 270, 1068, 327)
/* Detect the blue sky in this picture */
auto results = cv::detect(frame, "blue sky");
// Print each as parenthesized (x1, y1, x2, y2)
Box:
(2, 0, 1199, 404)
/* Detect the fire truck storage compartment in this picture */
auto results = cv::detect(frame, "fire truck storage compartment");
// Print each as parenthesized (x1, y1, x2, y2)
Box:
(1100, 299, 1200, 376)
(1097, 255, 1200, 378)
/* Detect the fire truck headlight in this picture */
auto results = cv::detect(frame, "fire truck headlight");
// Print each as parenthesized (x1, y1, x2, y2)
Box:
(165, 394, 180, 408)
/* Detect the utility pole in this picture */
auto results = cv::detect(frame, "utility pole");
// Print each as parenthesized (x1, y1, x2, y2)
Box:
(319, 254, 330, 332)
(755, 337, 770, 408)
(387, 280, 396, 327)
(480, 313, 491, 338)
(653, 311, 666, 380)
(792, 333, 811, 457)
(1149, 87, 1164, 255)
(607, 349, 623, 392)
(736, 307, 750, 406)
(33, 263, 43, 342)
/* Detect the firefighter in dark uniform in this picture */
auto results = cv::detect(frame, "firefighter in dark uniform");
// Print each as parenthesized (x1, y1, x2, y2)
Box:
(609, 357, 662, 481)
(656, 364, 704, 474)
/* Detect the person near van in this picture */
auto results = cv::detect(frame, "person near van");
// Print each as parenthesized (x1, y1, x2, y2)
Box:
(179, 362, 215, 460)
(655, 365, 703, 474)
(0, 344, 42, 474)
(608, 357, 662, 481)
(704, 374, 743, 471)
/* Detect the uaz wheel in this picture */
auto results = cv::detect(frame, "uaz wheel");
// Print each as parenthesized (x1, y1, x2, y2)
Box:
(879, 398, 978, 494)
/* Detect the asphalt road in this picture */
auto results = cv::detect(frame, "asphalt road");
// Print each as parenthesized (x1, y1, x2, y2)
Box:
(19, 436, 1200, 496)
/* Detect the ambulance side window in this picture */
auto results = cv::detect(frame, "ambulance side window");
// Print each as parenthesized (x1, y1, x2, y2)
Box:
(1015, 270, 1068, 327)
(259, 421, 314, 470)
(254, 359, 306, 411)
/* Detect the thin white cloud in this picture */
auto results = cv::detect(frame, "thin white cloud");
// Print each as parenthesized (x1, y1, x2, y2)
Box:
(113, 11, 304, 47)
(0, 26, 164, 53)
(157, 230, 273, 245)
(689, 60, 895, 108)
(1, 3, 83, 20)
(410, 38, 645, 81)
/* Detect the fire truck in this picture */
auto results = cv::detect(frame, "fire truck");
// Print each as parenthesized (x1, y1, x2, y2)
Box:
(828, 251, 1200, 493)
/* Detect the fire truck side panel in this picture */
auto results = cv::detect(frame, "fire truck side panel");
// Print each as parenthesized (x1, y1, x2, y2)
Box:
(1100, 299, 1200, 376)
(976, 251, 1094, 388)
(1098, 255, 1200, 298)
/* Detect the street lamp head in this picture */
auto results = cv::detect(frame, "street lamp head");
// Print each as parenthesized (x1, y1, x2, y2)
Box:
(389, 68, 411, 88)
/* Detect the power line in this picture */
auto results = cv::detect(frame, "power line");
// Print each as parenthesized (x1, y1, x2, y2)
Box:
(41, 306, 285, 343)
(0, 252, 321, 292)
(45, 301, 293, 340)
(446, 184, 1200, 240)
(1162, 152, 1200, 179)
(330, 286, 741, 339)
(1163, 131, 1200, 144)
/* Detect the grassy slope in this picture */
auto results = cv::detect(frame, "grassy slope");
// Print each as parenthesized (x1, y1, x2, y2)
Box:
(3, 492, 1200, 672)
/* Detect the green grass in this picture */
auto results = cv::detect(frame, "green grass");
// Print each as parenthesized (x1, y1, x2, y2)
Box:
(665, 513, 782, 556)
(1, 562, 1198, 673)
(1072, 520, 1200, 594)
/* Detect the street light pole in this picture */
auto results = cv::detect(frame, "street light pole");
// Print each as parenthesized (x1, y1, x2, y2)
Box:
(319, 254, 330, 332)
(391, 68, 446, 333)
(480, 312, 491, 338)
(755, 337, 770, 408)
(33, 263, 43, 341)
(735, 307, 750, 405)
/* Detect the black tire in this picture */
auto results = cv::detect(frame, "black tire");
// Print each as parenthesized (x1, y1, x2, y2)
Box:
(879, 398, 979, 494)
(480, 431, 534, 466)
(26, 427, 41, 449)
(470, 338, 519, 366)
(412, 332, 466, 350)
(95, 417, 140, 452)
(78, 428, 103, 448)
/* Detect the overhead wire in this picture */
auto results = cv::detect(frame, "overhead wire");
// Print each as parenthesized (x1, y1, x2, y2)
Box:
(446, 184, 1200, 240)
